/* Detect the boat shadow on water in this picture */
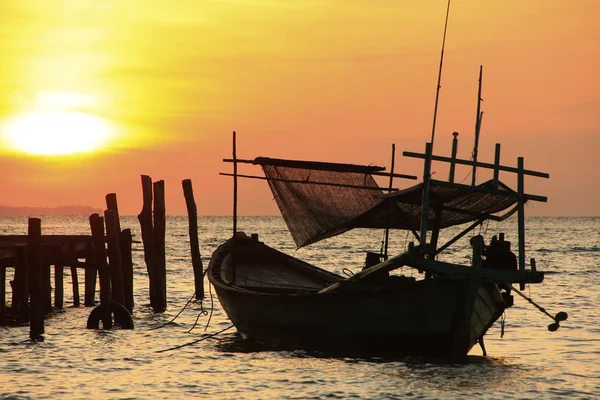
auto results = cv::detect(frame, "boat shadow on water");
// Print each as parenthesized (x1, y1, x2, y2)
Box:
(213, 331, 520, 367)
(213, 332, 534, 393)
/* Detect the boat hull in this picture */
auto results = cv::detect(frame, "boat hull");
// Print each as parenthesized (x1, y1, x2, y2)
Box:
(208, 234, 506, 358)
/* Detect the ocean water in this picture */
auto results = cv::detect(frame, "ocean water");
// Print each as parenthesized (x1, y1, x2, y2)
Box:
(0, 215, 599, 399)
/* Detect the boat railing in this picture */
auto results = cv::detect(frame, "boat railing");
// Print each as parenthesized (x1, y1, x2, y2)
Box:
(403, 137, 549, 287)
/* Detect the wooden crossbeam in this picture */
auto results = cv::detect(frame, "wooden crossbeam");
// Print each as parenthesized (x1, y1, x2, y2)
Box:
(403, 151, 549, 179)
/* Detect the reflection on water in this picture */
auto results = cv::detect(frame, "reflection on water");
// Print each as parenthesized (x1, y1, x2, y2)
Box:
(0, 216, 599, 399)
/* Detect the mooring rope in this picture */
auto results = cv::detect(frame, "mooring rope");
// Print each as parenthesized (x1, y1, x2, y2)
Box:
(155, 324, 236, 353)
(149, 291, 197, 331)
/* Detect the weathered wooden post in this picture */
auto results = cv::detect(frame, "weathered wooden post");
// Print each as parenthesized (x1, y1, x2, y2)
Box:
(28, 218, 44, 340)
(517, 157, 526, 290)
(106, 192, 132, 312)
(182, 179, 204, 299)
(54, 261, 64, 309)
(449, 132, 459, 183)
(89, 213, 112, 329)
(105, 193, 122, 232)
(0, 265, 5, 318)
(84, 254, 96, 307)
(105, 209, 125, 307)
(138, 175, 159, 311)
(42, 261, 52, 314)
(493, 143, 501, 189)
(14, 246, 29, 321)
(153, 180, 167, 311)
(120, 229, 134, 314)
(71, 265, 81, 307)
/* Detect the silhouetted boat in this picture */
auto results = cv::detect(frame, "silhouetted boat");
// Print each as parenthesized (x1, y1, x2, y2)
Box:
(207, 143, 557, 358)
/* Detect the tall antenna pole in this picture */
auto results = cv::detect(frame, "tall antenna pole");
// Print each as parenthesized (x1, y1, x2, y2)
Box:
(471, 65, 483, 186)
(429, 0, 452, 151)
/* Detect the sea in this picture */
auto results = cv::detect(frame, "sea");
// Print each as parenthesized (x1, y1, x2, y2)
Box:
(0, 215, 598, 399)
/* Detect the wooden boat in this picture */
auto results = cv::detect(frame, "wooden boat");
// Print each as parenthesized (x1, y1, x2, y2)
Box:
(208, 7, 565, 356)
(207, 135, 556, 358)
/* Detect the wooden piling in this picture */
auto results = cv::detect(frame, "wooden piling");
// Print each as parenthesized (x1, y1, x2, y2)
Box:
(449, 132, 459, 183)
(138, 175, 160, 311)
(84, 257, 96, 307)
(43, 262, 52, 314)
(153, 180, 167, 311)
(89, 213, 112, 329)
(120, 229, 134, 314)
(15, 246, 29, 321)
(28, 218, 44, 339)
(0, 265, 5, 318)
(182, 179, 204, 299)
(105, 193, 122, 233)
(71, 266, 81, 307)
(54, 262, 64, 309)
(105, 209, 125, 307)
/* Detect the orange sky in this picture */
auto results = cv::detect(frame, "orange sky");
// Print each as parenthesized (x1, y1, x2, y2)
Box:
(0, 0, 598, 216)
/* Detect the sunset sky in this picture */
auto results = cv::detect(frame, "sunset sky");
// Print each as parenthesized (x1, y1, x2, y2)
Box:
(0, 0, 598, 216)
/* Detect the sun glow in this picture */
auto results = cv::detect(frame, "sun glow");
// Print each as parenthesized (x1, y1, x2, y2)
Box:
(4, 110, 114, 156)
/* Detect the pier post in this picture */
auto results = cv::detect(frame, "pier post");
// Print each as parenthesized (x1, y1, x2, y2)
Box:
(15, 246, 29, 321)
(84, 257, 96, 307)
(0, 265, 5, 318)
(153, 180, 167, 311)
(54, 262, 64, 309)
(72, 266, 81, 307)
(120, 229, 134, 314)
(182, 179, 204, 299)
(138, 175, 160, 311)
(42, 262, 52, 314)
(28, 218, 44, 340)
(90, 214, 112, 329)
(105, 209, 125, 307)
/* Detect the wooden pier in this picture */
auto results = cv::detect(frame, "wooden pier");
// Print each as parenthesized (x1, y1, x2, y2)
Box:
(0, 178, 204, 336)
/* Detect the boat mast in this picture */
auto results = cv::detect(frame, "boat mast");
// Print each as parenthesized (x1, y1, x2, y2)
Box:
(232, 130, 238, 284)
(471, 65, 484, 186)
(383, 143, 396, 259)
(429, 0, 452, 151)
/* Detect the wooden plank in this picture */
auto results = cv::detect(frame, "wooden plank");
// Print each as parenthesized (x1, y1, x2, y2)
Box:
(224, 157, 386, 173)
(219, 173, 399, 191)
(403, 151, 549, 178)
(429, 179, 547, 203)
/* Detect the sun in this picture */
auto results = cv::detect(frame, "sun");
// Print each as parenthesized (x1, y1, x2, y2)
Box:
(4, 110, 114, 156)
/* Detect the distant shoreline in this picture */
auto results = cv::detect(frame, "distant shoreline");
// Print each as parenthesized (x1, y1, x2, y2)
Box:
(0, 205, 102, 216)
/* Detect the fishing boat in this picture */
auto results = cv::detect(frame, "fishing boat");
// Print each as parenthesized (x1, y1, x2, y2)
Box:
(207, 133, 567, 358)
(207, 3, 566, 358)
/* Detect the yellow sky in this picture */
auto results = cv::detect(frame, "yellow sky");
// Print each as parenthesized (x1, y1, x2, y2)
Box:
(0, 0, 598, 216)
